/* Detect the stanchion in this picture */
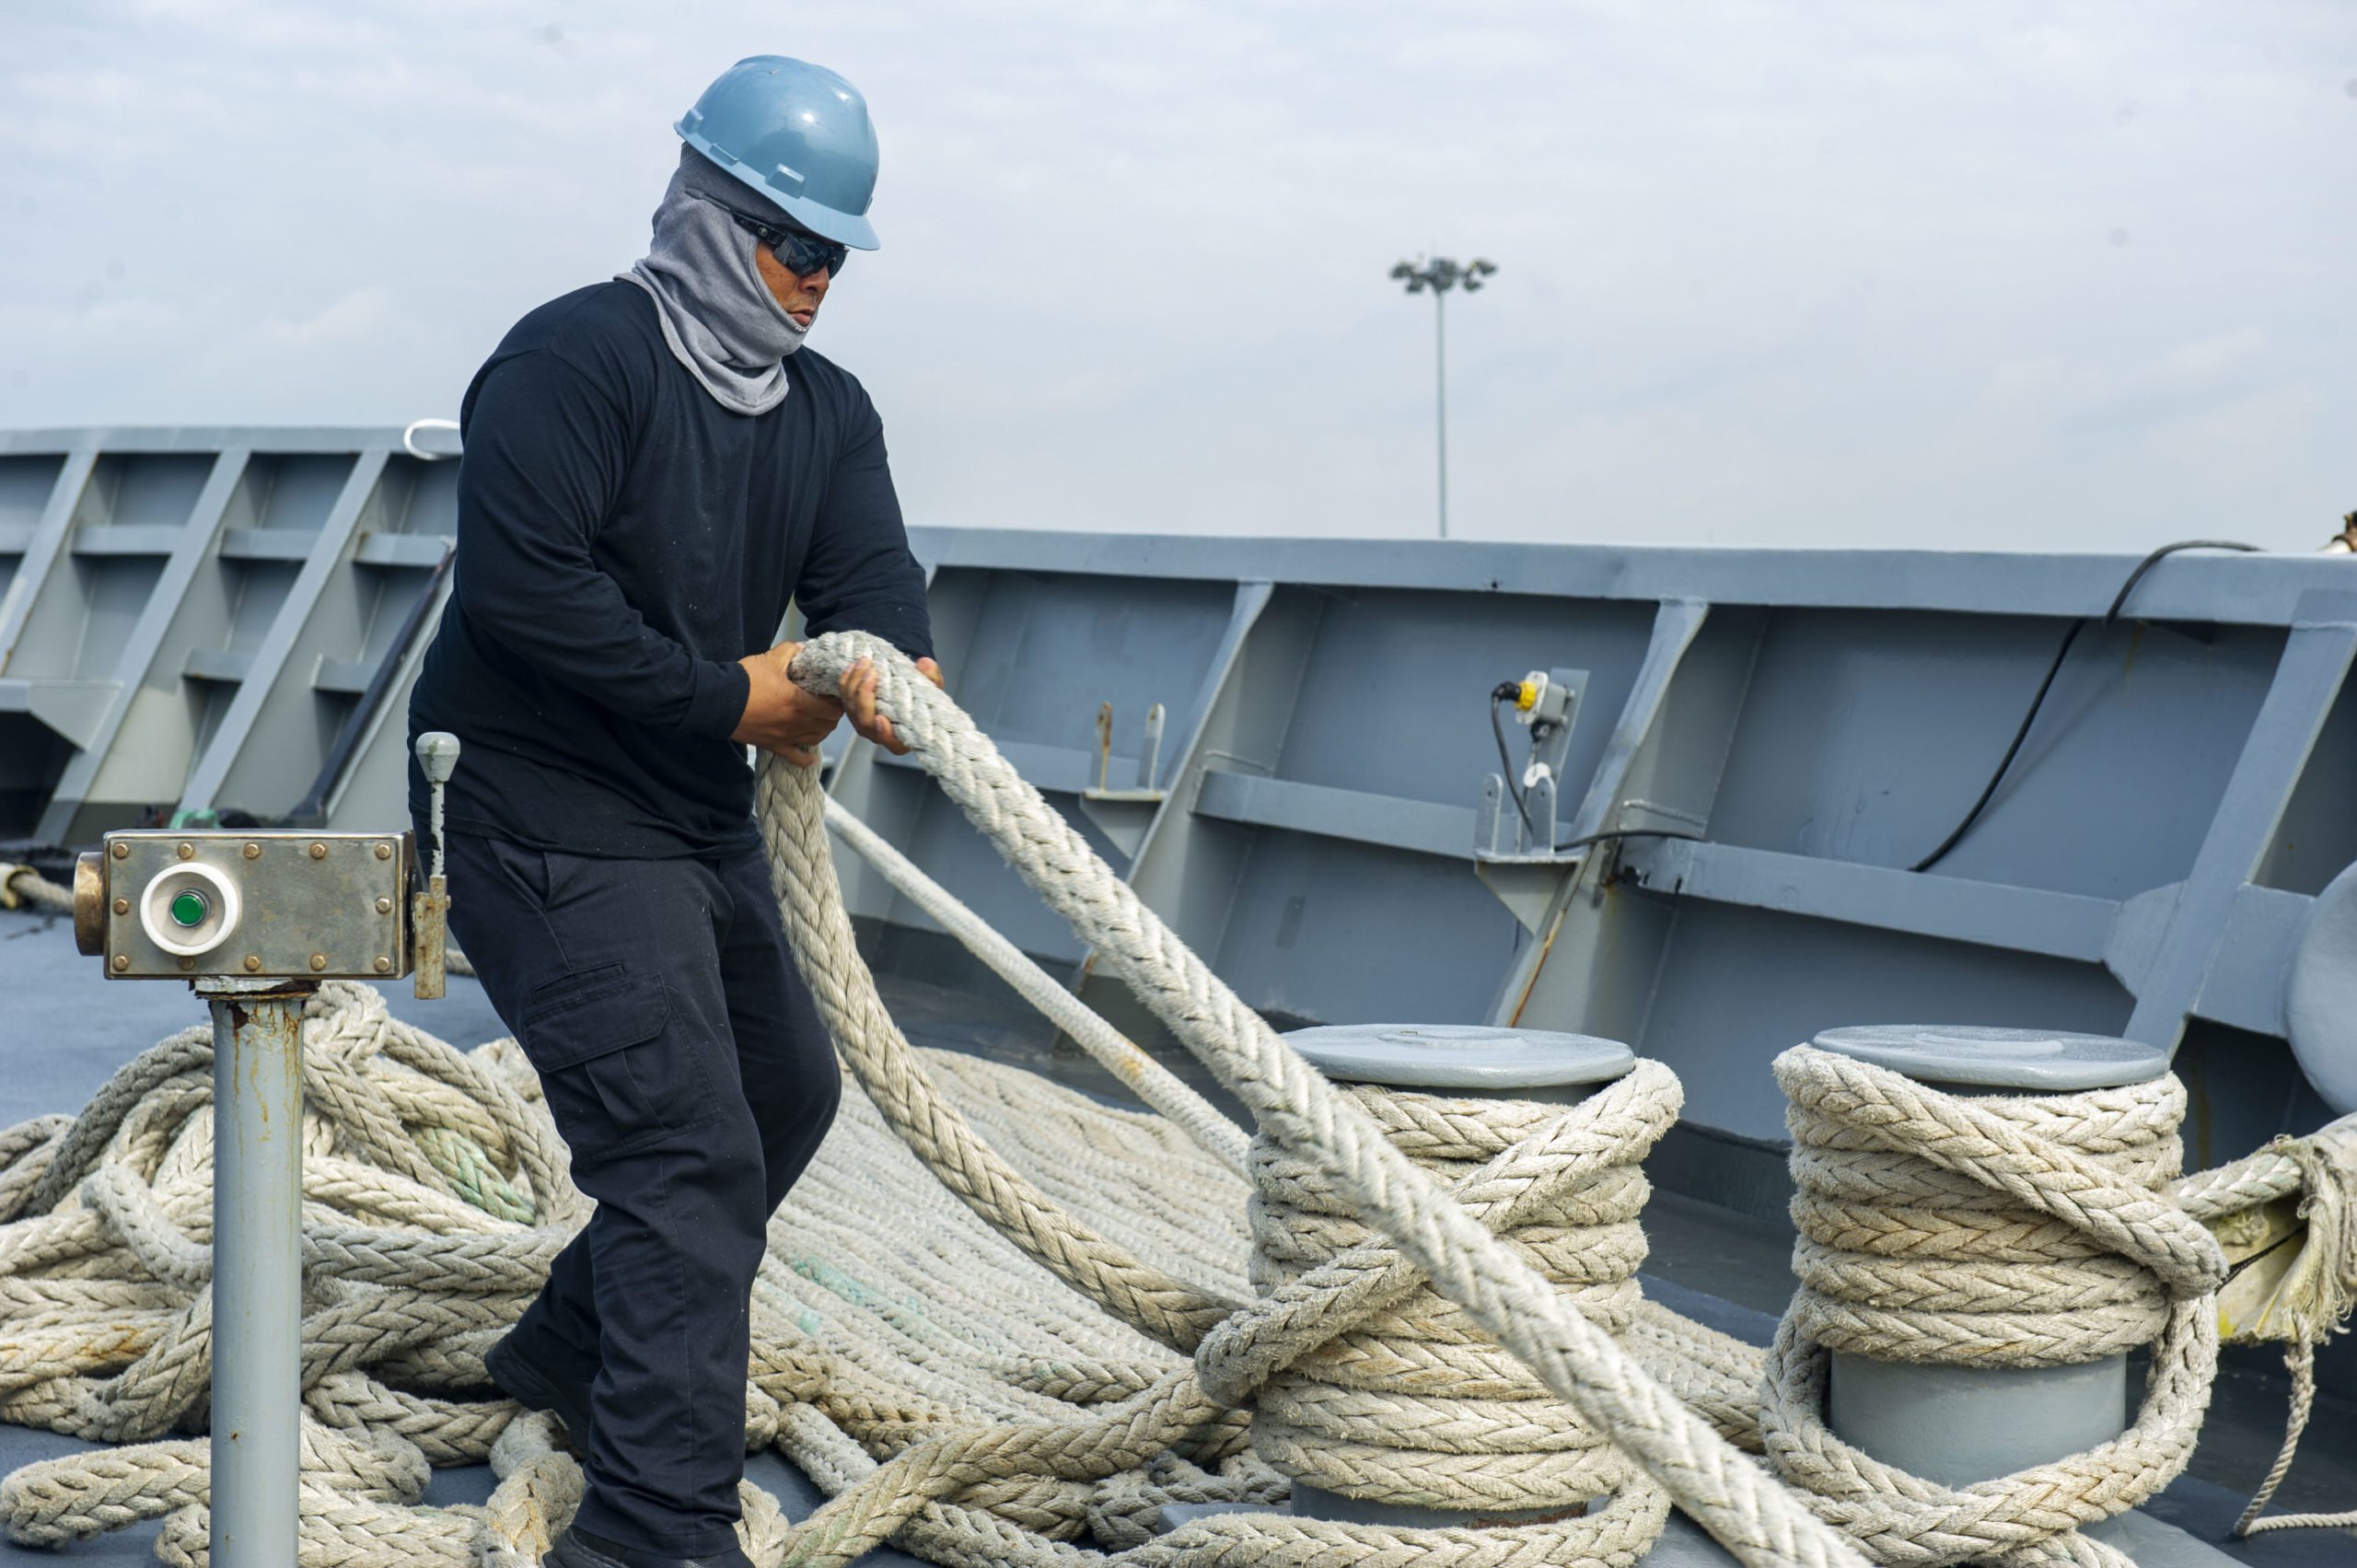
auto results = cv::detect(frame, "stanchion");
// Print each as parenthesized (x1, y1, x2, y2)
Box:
(68, 733, 462, 1566)
(200, 976, 314, 1566)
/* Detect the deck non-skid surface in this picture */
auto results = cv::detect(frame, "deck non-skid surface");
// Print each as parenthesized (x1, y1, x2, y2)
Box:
(0, 912, 2350, 1564)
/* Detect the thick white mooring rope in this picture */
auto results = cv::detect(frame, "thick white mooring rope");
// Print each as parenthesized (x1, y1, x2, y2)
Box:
(0, 981, 1260, 1565)
(763, 633, 1871, 1568)
(1214, 1069, 1686, 1562)
(0, 989, 575, 1562)
(0, 634, 2350, 1567)
(2177, 1119, 2357, 1537)
(0, 864, 72, 916)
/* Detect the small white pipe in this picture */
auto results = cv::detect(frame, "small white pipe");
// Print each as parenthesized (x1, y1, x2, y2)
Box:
(819, 796, 1249, 1172)
(401, 418, 461, 461)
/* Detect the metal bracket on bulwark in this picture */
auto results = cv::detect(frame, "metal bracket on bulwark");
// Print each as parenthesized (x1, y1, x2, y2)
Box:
(1077, 700, 1167, 858)
(1471, 666, 1588, 934)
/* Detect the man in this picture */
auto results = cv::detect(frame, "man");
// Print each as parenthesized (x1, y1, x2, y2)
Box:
(407, 56, 939, 1568)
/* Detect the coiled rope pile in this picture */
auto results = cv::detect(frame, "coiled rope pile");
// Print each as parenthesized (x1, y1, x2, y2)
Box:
(0, 984, 578, 1563)
(0, 632, 2348, 1567)
(0, 981, 1260, 1565)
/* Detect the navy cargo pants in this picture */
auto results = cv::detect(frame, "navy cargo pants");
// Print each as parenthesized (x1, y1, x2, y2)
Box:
(436, 829, 842, 1557)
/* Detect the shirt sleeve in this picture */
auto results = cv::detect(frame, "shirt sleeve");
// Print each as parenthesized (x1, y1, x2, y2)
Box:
(452, 350, 750, 739)
(795, 387, 935, 662)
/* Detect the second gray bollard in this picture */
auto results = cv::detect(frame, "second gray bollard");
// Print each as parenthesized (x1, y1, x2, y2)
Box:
(1806, 1025, 2161, 1482)
(1805, 1024, 2243, 1568)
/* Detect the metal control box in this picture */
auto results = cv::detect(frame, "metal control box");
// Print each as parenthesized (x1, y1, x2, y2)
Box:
(82, 830, 415, 981)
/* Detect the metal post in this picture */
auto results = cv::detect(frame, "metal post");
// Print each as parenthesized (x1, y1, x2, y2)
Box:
(78, 812, 457, 1562)
(200, 975, 313, 1568)
(1434, 288, 1449, 540)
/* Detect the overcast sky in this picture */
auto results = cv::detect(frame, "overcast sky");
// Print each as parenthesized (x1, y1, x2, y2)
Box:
(3, 3, 2351, 550)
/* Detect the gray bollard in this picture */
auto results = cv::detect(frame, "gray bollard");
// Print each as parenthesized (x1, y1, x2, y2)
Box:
(1806, 1025, 2241, 1568)
(1279, 1026, 1628, 1527)
(200, 975, 314, 1568)
(1159, 1023, 1741, 1565)
(1807, 1025, 2160, 1482)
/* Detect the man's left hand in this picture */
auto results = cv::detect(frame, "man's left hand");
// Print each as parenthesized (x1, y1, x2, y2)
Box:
(842, 655, 944, 755)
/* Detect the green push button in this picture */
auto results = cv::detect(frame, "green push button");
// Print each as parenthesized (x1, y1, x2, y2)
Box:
(168, 889, 209, 928)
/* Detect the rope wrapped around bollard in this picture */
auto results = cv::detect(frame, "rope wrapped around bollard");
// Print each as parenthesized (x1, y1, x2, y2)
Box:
(1760, 1045, 2227, 1568)
(1194, 1069, 1685, 1562)
(761, 633, 1871, 1568)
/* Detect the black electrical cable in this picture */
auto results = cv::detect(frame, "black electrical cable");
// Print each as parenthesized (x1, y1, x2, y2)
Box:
(1906, 620, 2090, 875)
(1909, 539, 2263, 874)
(2219, 1221, 2306, 1287)
(1489, 684, 1539, 840)
(1555, 827, 1705, 854)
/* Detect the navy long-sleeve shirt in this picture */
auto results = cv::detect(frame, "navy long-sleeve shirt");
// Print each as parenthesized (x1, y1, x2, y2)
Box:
(408, 282, 933, 857)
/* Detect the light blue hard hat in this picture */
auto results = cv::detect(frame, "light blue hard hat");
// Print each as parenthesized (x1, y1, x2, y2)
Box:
(676, 56, 881, 250)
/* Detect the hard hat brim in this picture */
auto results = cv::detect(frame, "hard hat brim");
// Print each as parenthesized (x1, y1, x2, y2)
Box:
(776, 194, 879, 252)
(679, 124, 881, 250)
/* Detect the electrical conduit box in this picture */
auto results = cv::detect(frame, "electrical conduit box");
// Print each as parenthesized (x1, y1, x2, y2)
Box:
(76, 831, 417, 981)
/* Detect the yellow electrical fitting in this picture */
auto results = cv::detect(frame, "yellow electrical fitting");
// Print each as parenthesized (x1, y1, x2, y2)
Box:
(1515, 679, 1541, 712)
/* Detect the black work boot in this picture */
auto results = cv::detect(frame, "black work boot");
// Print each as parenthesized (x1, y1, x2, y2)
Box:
(547, 1526, 753, 1568)
(482, 1330, 596, 1445)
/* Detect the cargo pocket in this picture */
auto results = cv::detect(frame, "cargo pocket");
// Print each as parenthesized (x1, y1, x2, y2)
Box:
(520, 962, 715, 1162)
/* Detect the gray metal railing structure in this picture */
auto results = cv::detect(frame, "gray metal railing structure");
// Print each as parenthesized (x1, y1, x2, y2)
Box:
(830, 531, 2357, 1181)
(9, 426, 2357, 1234)
(0, 427, 458, 847)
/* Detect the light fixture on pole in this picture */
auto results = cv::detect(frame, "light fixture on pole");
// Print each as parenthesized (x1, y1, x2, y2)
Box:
(1389, 255, 1496, 539)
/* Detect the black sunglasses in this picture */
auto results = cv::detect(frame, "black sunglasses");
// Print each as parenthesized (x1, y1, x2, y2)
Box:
(714, 201, 848, 279)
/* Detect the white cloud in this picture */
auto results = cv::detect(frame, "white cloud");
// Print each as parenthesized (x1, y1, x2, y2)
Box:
(0, 0, 2351, 549)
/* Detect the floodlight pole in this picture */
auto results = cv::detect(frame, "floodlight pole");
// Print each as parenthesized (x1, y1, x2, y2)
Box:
(1433, 285, 1449, 539)
(1390, 255, 1496, 540)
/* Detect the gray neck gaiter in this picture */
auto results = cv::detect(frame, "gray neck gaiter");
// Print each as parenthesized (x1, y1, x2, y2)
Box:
(621, 149, 808, 416)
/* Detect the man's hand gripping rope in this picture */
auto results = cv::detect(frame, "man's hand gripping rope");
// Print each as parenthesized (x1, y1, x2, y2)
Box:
(736, 639, 944, 765)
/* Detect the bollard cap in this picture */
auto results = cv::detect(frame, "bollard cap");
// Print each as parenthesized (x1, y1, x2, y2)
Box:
(414, 732, 461, 784)
(1283, 1023, 1633, 1091)
(1810, 1024, 2165, 1091)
